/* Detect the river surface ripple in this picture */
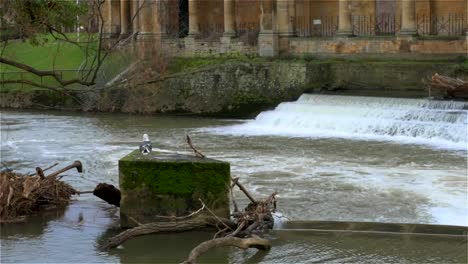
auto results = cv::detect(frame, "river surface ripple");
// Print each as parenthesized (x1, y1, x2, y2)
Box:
(1, 106, 467, 263)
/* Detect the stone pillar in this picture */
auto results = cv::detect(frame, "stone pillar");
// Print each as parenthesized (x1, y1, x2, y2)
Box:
(139, 0, 153, 36)
(101, 0, 111, 38)
(287, 0, 296, 36)
(110, 0, 121, 36)
(337, 0, 352, 36)
(258, 0, 279, 57)
(221, 0, 236, 54)
(277, 0, 289, 36)
(132, 0, 140, 34)
(188, 0, 199, 36)
(120, 0, 131, 36)
(152, 0, 165, 36)
(223, 0, 235, 36)
(400, 0, 417, 35)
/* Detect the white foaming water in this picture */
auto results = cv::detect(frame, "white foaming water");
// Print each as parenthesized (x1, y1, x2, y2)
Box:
(208, 94, 468, 150)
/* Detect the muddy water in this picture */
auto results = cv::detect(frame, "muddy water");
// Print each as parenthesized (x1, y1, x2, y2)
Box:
(1, 95, 467, 263)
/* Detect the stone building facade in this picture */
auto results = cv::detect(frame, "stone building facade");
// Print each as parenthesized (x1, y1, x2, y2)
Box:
(102, 0, 467, 56)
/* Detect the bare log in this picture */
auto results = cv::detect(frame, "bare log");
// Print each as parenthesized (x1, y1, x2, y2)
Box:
(231, 177, 256, 203)
(427, 73, 468, 98)
(184, 235, 271, 264)
(102, 216, 236, 250)
(186, 135, 206, 158)
(46, 160, 83, 178)
(29, 163, 58, 176)
(93, 183, 121, 207)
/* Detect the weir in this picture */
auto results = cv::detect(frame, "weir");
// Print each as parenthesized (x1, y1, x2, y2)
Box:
(212, 94, 468, 150)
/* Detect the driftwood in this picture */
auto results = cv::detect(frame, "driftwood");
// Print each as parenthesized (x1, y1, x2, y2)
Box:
(93, 183, 121, 207)
(186, 135, 206, 158)
(47, 160, 83, 178)
(183, 235, 271, 264)
(102, 177, 277, 263)
(0, 161, 82, 222)
(426, 73, 468, 98)
(101, 216, 237, 249)
(100, 136, 277, 262)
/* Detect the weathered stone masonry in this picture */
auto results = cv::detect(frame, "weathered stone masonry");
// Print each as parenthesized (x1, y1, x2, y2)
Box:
(102, 0, 467, 57)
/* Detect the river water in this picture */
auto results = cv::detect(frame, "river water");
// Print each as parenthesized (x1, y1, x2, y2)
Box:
(1, 94, 467, 263)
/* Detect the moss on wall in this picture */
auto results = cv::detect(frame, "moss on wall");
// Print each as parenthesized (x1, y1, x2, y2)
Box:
(1, 57, 466, 117)
(119, 150, 230, 227)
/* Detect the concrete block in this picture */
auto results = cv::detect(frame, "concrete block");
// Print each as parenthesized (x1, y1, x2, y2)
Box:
(119, 150, 230, 228)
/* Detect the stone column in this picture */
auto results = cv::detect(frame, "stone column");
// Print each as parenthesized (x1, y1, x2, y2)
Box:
(400, 0, 417, 35)
(101, 0, 111, 37)
(110, 0, 121, 36)
(258, 0, 279, 57)
(120, 0, 131, 36)
(132, 0, 140, 34)
(221, 0, 235, 54)
(223, 0, 235, 36)
(152, 0, 165, 36)
(140, 0, 152, 36)
(188, 0, 199, 36)
(287, 0, 296, 36)
(277, 0, 289, 36)
(337, 0, 352, 36)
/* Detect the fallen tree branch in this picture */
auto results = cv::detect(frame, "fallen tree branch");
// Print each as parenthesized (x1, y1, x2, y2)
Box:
(231, 176, 256, 203)
(199, 199, 233, 232)
(101, 216, 236, 250)
(29, 163, 59, 176)
(46, 160, 83, 178)
(186, 135, 206, 158)
(426, 73, 468, 98)
(92, 183, 121, 207)
(183, 235, 271, 264)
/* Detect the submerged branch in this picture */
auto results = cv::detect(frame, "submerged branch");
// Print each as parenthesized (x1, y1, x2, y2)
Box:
(101, 216, 236, 250)
(183, 235, 271, 264)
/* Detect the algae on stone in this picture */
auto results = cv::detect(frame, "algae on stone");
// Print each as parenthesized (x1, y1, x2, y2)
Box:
(119, 150, 230, 228)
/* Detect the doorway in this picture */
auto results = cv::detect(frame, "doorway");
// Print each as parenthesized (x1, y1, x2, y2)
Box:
(179, 0, 189, 37)
(375, 0, 396, 35)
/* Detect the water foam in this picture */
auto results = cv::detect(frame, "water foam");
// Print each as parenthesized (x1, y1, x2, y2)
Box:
(207, 94, 468, 151)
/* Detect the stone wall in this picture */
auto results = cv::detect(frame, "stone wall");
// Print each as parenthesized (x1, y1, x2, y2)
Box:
(288, 37, 467, 55)
(183, 37, 258, 56)
(2, 59, 465, 117)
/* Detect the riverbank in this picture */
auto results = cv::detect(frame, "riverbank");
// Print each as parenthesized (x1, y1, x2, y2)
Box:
(1, 57, 467, 118)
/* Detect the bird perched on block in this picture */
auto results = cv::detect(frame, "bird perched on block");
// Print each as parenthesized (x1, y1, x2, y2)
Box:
(139, 134, 152, 155)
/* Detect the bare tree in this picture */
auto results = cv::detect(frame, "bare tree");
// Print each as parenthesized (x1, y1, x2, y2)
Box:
(0, 0, 146, 94)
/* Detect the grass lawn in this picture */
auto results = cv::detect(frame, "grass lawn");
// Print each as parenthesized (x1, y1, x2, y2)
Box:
(1, 34, 98, 71)
(1, 34, 100, 91)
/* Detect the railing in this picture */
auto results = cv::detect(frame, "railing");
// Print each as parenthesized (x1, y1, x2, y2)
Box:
(417, 14, 467, 36)
(199, 23, 224, 40)
(352, 15, 399, 36)
(295, 16, 338, 37)
(294, 14, 466, 37)
(236, 22, 259, 45)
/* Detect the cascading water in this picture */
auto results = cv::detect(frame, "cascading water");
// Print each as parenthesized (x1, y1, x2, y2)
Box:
(208, 94, 468, 151)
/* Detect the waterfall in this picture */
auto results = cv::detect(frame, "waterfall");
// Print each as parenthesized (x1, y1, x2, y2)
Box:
(209, 94, 468, 150)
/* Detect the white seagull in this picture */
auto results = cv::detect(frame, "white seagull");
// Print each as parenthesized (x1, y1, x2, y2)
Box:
(139, 134, 152, 155)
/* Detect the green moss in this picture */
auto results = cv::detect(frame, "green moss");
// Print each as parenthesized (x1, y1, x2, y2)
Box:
(119, 150, 230, 227)
(167, 56, 463, 76)
(119, 151, 230, 198)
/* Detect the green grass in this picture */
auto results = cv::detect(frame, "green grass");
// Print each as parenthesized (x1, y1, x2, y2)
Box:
(1, 34, 96, 71)
(1, 34, 99, 91)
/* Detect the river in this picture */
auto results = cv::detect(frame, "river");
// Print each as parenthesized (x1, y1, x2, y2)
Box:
(1, 94, 467, 263)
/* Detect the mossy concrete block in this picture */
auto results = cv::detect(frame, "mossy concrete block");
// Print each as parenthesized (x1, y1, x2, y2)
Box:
(119, 150, 230, 228)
